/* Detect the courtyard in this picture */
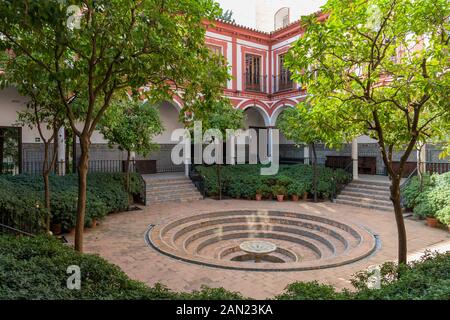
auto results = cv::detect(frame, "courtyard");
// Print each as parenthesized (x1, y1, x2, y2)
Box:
(71, 199, 450, 299)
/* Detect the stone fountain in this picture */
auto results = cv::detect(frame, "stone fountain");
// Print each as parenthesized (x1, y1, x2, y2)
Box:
(239, 240, 277, 263)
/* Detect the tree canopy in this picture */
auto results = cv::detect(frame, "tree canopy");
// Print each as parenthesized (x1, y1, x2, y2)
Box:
(285, 0, 450, 264)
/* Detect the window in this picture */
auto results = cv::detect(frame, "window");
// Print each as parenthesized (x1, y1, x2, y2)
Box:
(274, 8, 290, 30)
(275, 54, 293, 92)
(245, 54, 263, 92)
(206, 44, 222, 57)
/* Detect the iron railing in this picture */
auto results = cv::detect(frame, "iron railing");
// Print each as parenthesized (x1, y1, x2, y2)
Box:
(426, 162, 450, 174)
(273, 72, 294, 93)
(243, 73, 267, 93)
(188, 164, 206, 198)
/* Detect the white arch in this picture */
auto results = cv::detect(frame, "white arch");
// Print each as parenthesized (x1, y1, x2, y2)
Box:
(241, 104, 271, 127)
(270, 103, 296, 126)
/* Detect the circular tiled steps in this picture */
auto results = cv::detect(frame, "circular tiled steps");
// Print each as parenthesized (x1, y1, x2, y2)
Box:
(145, 210, 377, 271)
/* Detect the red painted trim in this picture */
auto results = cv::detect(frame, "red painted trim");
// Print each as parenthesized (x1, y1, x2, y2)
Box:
(272, 98, 298, 110)
(238, 99, 271, 116)
(205, 37, 228, 63)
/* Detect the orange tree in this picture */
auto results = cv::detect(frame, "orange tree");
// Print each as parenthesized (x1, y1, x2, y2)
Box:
(0, 0, 228, 252)
(286, 0, 450, 264)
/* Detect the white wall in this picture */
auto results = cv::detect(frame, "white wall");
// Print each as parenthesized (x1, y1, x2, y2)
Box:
(217, 0, 327, 32)
(0, 87, 54, 143)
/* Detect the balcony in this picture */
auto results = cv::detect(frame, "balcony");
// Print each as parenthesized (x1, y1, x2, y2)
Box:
(273, 71, 295, 93)
(243, 73, 267, 93)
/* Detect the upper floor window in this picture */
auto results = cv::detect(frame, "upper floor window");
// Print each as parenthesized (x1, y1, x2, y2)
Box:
(206, 44, 223, 57)
(274, 53, 294, 92)
(274, 7, 290, 30)
(244, 54, 266, 92)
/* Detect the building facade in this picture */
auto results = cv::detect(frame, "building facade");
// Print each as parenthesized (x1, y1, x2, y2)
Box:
(0, 8, 448, 177)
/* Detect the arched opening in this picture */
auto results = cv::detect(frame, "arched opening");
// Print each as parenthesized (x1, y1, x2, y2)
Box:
(274, 7, 290, 30)
(142, 101, 184, 172)
(274, 107, 304, 164)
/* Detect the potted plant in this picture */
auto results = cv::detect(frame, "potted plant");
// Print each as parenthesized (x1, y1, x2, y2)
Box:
(426, 214, 438, 228)
(288, 182, 307, 202)
(255, 184, 270, 201)
(436, 207, 450, 232)
(272, 185, 287, 202)
(50, 222, 62, 235)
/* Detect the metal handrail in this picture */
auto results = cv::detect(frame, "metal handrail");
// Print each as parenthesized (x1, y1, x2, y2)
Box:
(0, 223, 35, 237)
(400, 167, 418, 208)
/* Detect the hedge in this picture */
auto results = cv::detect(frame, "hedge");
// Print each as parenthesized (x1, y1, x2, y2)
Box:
(0, 173, 144, 233)
(402, 172, 450, 225)
(195, 164, 352, 200)
(0, 235, 243, 300)
(1, 235, 448, 300)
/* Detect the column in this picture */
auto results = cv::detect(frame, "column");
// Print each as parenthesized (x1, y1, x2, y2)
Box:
(417, 143, 426, 174)
(303, 145, 310, 165)
(267, 127, 273, 160)
(352, 138, 359, 180)
(57, 127, 65, 176)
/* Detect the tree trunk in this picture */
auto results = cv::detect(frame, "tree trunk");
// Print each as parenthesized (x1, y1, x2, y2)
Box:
(74, 136, 90, 252)
(390, 176, 407, 264)
(311, 143, 318, 203)
(216, 164, 222, 200)
(42, 142, 51, 233)
(126, 150, 131, 191)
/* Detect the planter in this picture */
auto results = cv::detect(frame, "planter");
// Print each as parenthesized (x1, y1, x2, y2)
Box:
(91, 219, 98, 228)
(426, 217, 438, 228)
(291, 195, 299, 202)
(50, 223, 62, 235)
(255, 194, 262, 201)
(276, 195, 284, 202)
(302, 192, 308, 201)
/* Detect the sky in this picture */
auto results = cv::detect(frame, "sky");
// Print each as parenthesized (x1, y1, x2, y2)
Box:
(216, 0, 327, 31)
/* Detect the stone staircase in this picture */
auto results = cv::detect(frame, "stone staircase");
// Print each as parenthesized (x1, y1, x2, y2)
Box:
(142, 173, 203, 206)
(335, 179, 394, 211)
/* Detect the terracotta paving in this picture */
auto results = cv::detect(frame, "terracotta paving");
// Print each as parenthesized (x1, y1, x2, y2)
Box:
(67, 199, 450, 299)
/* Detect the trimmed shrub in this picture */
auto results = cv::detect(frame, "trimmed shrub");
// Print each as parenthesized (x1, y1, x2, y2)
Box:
(0, 173, 144, 233)
(403, 172, 450, 222)
(0, 235, 243, 300)
(1, 236, 449, 300)
(195, 164, 351, 200)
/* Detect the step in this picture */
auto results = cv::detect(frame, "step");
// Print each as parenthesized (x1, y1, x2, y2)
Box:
(145, 185, 197, 194)
(335, 199, 393, 212)
(146, 179, 193, 187)
(146, 193, 203, 203)
(146, 181, 195, 190)
(340, 191, 390, 201)
(146, 197, 203, 205)
(353, 179, 391, 187)
(343, 187, 391, 197)
(146, 192, 203, 200)
(347, 183, 390, 191)
(146, 188, 201, 197)
(337, 195, 393, 207)
(166, 215, 360, 255)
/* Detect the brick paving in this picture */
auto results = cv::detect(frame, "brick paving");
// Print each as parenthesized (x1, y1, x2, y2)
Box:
(67, 199, 450, 299)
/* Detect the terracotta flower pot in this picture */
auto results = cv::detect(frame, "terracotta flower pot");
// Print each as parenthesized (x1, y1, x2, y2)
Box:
(426, 217, 438, 228)
(50, 223, 62, 235)
(91, 219, 98, 228)
(302, 192, 308, 201)
(292, 195, 299, 202)
(276, 195, 284, 202)
(255, 194, 262, 201)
